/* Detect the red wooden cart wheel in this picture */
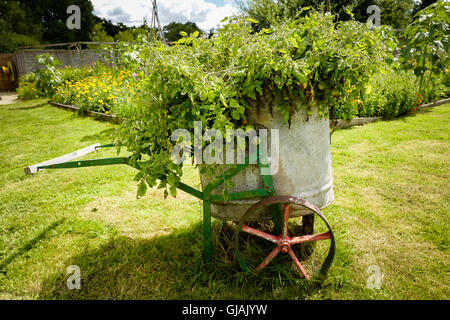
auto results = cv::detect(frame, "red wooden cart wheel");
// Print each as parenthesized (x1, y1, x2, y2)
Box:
(235, 196, 335, 279)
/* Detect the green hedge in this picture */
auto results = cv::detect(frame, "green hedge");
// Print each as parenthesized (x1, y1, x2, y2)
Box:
(360, 70, 419, 119)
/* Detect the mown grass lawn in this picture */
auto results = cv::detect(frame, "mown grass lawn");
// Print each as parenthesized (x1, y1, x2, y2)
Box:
(0, 99, 448, 300)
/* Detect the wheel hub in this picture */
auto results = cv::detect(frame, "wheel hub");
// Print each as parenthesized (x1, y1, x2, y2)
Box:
(236, 196, 335, 280)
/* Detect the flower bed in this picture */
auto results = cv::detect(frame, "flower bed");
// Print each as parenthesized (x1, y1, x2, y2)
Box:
(52, 70, 135, 114)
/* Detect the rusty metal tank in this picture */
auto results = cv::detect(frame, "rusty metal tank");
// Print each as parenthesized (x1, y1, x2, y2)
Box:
(199, 100, 334, 221)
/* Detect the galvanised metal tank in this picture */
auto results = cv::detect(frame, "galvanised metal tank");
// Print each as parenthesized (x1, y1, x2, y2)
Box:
(199, 100, 334, 221)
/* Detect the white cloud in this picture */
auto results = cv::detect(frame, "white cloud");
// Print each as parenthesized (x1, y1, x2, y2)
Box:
(91, 0, 238, 31)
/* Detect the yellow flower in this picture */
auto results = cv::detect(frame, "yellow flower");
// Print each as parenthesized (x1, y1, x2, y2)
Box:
(76, 94, 80, 98)
(99, 99, 104, 104)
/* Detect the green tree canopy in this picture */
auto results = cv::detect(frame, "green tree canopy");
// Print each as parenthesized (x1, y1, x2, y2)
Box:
(0, 0, 42, 52)
(90, 23, 114, 43)
(163, 22, 203, 43)
(0, 0, 96, 52)
(20, 0, 95, 43)
(238, 0, 416, 29)
(413, 0, 439, 15)
(93, 16, 131, 39)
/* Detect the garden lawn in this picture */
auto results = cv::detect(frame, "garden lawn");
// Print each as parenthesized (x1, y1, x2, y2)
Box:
(0, 99, 448, 299)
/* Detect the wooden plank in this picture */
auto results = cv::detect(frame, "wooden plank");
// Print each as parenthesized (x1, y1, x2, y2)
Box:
(19, 42, 77, 49)
(330, 116, 383, 131)
(24, 143, 101, 175)
(418, 98, 450, 110)
(48, 102, 120, 123)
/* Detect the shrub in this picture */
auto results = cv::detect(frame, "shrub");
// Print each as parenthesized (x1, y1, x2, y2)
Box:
(360, 70, 418, 119)
(32, 54, 63, 98)
(17, 73, 42, 100)
(58, 62, 112, 84)
(443, 70, 450, 97)
(59, 66, 94, 84)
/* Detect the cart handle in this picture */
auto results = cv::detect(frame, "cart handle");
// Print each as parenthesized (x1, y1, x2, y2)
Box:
(24, 143, 125, 175)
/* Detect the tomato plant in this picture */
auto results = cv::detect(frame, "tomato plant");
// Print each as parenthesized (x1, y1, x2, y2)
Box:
(401, 0, 449, 102)
(113, 10, 394, 197)
(32, 54, 63, 97)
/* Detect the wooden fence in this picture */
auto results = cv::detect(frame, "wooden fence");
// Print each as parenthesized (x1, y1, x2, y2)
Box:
(11, 49, 112, 77)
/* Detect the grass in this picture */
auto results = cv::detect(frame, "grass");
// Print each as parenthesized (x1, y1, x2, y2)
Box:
(0, 99, 448, 299)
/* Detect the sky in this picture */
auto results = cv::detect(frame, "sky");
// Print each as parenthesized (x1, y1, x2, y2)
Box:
(90, 0, 240, 32)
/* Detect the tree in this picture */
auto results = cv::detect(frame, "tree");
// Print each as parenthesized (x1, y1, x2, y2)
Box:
(0, 1, 42, 52)
(93, 16, 132, 39)
(0, 19, 40, 52)
(412, 0, 439, 15)
(115, 28, 148, 42)
(238, 0, 416, 29)
(90, 23, 114, 43)
(163, 22, 203, 43)
(0, 0, 97, 52)
(19, 0, 95, 43)
(376, 0, 416, 29)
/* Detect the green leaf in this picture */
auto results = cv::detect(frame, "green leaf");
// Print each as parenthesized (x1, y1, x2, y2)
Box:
(222, 188, 229, 202)
(247, 88, 256, 100)
(158, 180, 167, 189)
(229, 98, 239, 109)
(134, 171, 145, 181)
(169, 185, 177, 197)
(137, 181, 147, 198)
(179, 31, 188, 37)
(246, 18, 259, 24)
(200, 90, 208, 101)
(167, 172, 178, 186)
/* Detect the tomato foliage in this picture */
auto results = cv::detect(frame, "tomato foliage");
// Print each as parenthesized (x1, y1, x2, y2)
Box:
(400, 0, 449, 101)
(113, 10, 394, 197)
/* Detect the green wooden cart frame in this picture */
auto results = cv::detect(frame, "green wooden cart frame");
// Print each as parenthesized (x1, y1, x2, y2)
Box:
(25, 142, 335, 279)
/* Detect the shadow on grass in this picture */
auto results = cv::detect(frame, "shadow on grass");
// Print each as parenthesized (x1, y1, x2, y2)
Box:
(382, 108, 434, 123)
(335, 108, 435, 133)
(38, 222, 332, 300)
(8, 102, 47, 110)
(80, 128, 116, 143)
(0, 219, 65, 274)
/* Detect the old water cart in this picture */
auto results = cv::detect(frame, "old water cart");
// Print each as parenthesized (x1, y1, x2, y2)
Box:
(25, 106, 336, 279)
